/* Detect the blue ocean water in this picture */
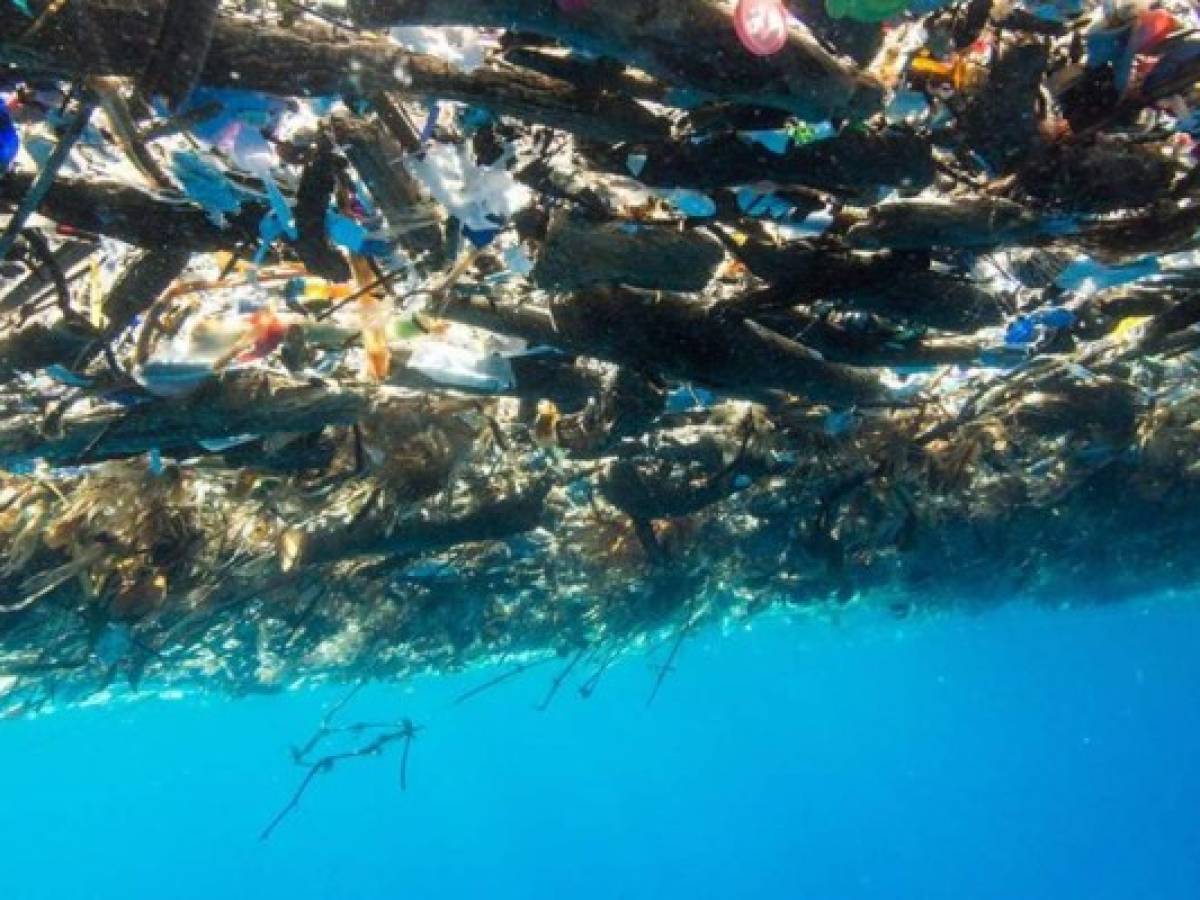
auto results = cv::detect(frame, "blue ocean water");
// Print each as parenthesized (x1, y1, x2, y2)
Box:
(1, 600, 1198, 900)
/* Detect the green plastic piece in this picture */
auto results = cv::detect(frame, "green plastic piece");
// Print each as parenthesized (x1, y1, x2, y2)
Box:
(825, 0, 910, 22)
(393, 314, 424, 341)
(789, 122, 816, 145)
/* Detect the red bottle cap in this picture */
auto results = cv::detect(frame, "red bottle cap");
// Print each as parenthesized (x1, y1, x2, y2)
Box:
(735, 0, 789, 58)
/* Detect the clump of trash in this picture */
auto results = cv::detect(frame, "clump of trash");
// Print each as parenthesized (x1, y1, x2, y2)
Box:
(2, 0, 1200, 716)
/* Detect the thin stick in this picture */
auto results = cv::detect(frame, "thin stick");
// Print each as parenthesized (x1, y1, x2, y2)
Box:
(290, 680, 365, 762)
(535, 647, 585, 712)
(579, 640, 627, 699)
(646, 621, 690, 708)
(399, 732, 412, 792)
(259, 757, 332, 842)
(0, 97, 98, 261)
(313, 267, 417, 321)
(263, 720, 419, 841)
(451, 658, 549, 707)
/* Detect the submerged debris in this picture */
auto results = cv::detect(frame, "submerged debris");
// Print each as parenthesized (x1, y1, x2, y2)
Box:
(1, 0, 1200, 717)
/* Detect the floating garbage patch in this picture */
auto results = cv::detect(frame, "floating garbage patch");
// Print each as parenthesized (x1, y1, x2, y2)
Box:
(2, 0, 1200, 716)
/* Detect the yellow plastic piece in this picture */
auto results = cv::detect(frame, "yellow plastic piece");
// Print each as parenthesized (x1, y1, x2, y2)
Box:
(1111, 315, 1152, 342)
(909, 54, 986, 92)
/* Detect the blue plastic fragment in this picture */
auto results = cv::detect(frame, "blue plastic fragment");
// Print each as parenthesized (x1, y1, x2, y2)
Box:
(824, 408, 857, 437)
(1029, 307, 1075, 330)
(1056, 254, 1159, 293)
(1143, 39, 1200, 99)
(462, 224, 499, 248)
(1005, 316, 1037, 346)
(261, 173, 298, 241)
(182, 88, 288, 147)
(1005, 306, 1073, 347)
(420, 103, 440, 143)
(666, 385, 715, 412)
(460, 106, 493, 131)
(43, 364, 94, 388)
(170, 149, 247, 225)
(1086, 25, 1131, 70)
(359, 238, 392, 257)
(324, 211, 391, 257)
(327, 210, 368, 252)
(0, 98, 19, 172)
(107, 389, 154, 408)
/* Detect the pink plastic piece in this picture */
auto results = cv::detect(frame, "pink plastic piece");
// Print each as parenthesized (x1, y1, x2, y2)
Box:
(734, 0, 789, 58)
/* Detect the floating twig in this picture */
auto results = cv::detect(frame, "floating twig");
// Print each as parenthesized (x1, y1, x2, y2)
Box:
(263, 717, 421, 842)
(646, 612, 698, 708)
(451, 658, 550, 707)
(535, 647, 586, 712)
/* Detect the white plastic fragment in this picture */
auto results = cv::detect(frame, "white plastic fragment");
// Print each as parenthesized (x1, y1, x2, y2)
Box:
(389, 27, 488, 73)
(771, 207, 834, 239)
(407, 341, 516, 392)
(197, 434, 259, 452)
(136, 361, 216, 398)
(403, 142, 531, 233)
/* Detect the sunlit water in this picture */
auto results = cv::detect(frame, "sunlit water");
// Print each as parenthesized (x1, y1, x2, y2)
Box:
(2, 600, 1198, 899)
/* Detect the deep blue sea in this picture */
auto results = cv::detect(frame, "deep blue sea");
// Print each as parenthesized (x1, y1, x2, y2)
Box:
(2, 599, 1198, 900)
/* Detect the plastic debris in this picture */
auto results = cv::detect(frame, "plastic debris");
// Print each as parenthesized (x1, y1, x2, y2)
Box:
(404, 142, 530, 235)
(1, 0, 1200, 722)
(826, 0, 913, 22)
(0, 98, 18, 173)
(407, 341, 516, 392)
(1055, 255, 1160, 295)
(389, 28, 488, 74)
(734, 0, 790, 57)
(171, 150, 248, 227)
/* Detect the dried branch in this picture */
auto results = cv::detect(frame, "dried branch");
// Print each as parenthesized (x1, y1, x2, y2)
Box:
(261, 718, 420, 841)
